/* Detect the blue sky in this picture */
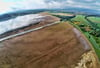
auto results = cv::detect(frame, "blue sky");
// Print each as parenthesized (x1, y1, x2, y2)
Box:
(0, 0, 100, 14)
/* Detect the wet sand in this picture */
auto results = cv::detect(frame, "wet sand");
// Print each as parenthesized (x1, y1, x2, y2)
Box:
(0, 22, 90, 68)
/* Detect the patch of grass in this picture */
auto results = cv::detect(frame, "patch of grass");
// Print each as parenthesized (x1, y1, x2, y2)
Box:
(71, 15, 89, 25)
(88, 17, 100, 23)
(69, 14, 100, 60)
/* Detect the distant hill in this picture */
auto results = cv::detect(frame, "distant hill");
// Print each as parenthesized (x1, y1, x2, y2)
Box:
(0, 7, 100, 22)
(49, 7, 100, 15)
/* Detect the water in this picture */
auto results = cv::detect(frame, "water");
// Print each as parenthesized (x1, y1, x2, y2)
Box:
(0, 14, 45, 35)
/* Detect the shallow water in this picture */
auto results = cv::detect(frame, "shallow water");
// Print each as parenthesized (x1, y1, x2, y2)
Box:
(0, 14, 45, 35)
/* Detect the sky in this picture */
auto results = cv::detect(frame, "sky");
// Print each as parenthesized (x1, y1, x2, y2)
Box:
(0, 0, 100, 14)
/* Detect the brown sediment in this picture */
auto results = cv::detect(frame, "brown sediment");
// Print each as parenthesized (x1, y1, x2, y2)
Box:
(72, 28, 100, 68)
(0, 22, 90, 68)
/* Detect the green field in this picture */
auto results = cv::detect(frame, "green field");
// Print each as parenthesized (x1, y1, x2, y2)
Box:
(70, 15, 100, 60)
(71, 15, 89, 24)
(88, 17, 100, 23)
(87, 17, 100, 27)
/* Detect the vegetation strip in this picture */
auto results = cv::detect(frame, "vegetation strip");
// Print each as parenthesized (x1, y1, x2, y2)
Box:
(70, 14, 100, 60)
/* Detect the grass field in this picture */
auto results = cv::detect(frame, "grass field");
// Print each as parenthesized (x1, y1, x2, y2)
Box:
(69, 14, 100, 60)
(87, 17, 100, 27)
(71, 15, 89, 25)
(88, 17, 100, 23)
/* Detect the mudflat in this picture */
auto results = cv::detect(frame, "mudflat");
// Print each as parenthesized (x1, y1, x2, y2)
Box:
(0, 22, 89, 68)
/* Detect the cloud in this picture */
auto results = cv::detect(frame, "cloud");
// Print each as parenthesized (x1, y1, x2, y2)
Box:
(0, 0, 15, 14)
(45, 0, 100, 11)
(0, 0, 47, 14)
(0, 0, 100, 14)
(16, 0, 47, 9)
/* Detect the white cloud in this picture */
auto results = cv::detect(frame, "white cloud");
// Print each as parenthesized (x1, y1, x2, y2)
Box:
(95, 2, 100, 6)
(66, 0, 74, 4)
(46, 0, 100, 11)
(46, 0, 94, 9)
(0, 0, 100, 14)
(86, 0, 94, 2)
(16, 0, 47, 9)
(0, 0, 15, 14)
(0, 0, 47, 14)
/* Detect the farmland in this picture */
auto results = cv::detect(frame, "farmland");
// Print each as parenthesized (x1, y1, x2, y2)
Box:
(87, 16, 100, 23)
(0, 22, 92, 68)
(0, 12, 99, 68)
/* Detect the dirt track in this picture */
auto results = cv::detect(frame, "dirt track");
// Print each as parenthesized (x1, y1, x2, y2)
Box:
(0, 22, 90, 68)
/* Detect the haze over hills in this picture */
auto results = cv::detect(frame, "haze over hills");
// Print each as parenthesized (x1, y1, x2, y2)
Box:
(58, 7, 100, 15)
(0, 7, 100, 22)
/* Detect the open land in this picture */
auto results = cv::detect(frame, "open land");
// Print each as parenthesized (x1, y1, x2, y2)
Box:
(0, 12, 99, 68)
(0, 22, 94, 68)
